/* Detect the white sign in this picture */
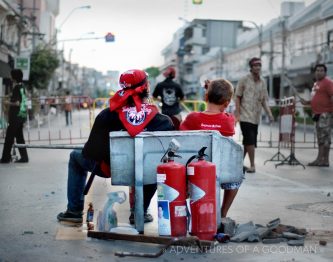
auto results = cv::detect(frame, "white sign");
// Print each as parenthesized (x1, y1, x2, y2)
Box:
(15, 56, 30, 80)
(281, 114, 292, 134)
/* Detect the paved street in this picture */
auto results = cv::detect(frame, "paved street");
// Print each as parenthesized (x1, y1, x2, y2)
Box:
(0, 110, 332, 261)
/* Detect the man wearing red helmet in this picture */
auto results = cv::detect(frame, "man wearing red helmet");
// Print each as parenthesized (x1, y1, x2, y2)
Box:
(153, 67, 184, 129)
(235, 58, 274, 173)
(57, 69, 174, 224)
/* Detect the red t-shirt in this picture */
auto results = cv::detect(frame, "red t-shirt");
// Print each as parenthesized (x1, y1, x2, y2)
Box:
(180, 112, 235, 137)
(311, 77, 333, 114)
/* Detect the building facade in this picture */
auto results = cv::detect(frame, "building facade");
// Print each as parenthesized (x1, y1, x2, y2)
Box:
(162, 0, 333, 100)
(161, 19, 245, 97)
(0, 0, 59, 89)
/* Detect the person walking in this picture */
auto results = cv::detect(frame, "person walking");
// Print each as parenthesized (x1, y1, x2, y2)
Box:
(64, 90, 72, 126)
(57, 69, 174, 223)
(234, 57, 274, 173)
(153, 67, 184, 129)
(0, 69, 29, 163)
(300, 64, 333, 167)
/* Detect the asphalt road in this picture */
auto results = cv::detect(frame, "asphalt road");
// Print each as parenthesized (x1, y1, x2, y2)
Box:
(0, 110, 332, 261)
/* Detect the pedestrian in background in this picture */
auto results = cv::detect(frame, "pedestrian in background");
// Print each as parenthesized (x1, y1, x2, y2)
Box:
(180, 78, 242, 219)
(57, 69, 174, 223)
(0, 69, 29, 163)
(300, 64, 333, 167)
(234, 57, 274, 173)
(64, 90, 72, 126)
(153, 67, 184, 129)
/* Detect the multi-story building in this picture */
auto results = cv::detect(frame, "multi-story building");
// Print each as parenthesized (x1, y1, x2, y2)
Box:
(223, 0, 333, 100)
(0, 0, 59, 89)
(223, 0, 333, 99)
(161, 19, 246, 97)
(286, 0, 333, 98)
(1, 0, 22, 92)
(162, 0, 333, 100)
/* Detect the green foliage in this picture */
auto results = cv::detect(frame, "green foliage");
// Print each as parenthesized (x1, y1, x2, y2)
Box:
(95, 88, 110, 98)
(295, 116, 313, 125)
(303, 106, 312, 118)
(144, 67, 160, 78)
(29, 46, 59, 90)
(271, 106, 280, 121)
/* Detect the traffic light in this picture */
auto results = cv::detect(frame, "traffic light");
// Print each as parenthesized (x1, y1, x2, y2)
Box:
(192, 0, 203, 4)
(105, 32, 115, 42)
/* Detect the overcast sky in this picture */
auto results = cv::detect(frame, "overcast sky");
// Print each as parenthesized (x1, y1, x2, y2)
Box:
(56, 0, 316, 74)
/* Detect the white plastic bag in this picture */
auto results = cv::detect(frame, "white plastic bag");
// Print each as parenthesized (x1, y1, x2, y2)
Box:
(97, 191, 126, 232)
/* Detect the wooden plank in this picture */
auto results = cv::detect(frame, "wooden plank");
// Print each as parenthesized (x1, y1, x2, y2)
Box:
(87, 231, 214, 247)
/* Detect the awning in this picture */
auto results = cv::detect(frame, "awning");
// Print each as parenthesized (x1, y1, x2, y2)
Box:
(0, 60, 11, 78)
(287, 66, 312, 78)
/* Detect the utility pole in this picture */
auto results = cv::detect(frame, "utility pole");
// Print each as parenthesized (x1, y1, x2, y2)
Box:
(258, 25, 263, 59)
(269, 30, 274, 98)
(219, 48, 223, 77)
(244, 21, 262, 59)
(17, 0, 24, 55)
(31, 0, 36, 51)
(280, 18, 287, 98)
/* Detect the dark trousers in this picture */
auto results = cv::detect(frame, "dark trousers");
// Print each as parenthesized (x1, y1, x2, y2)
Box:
(65, 110, 72, 126)
(1, 119, 28, 162)
(68, 150, 156, 213)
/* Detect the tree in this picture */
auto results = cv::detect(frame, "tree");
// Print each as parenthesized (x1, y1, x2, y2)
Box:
(29, 46, 59, 90)
(145, 67, 160, 78)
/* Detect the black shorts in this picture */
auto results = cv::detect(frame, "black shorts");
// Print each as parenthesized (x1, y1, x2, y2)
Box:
(240, 122, 258, 147)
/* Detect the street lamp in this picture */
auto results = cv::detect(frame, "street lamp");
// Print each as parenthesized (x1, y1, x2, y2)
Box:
(50, 5, 91, 46)
(58, 5, 91, 31)
(244, 20, 263, 59)
(56, 5, 91, 91)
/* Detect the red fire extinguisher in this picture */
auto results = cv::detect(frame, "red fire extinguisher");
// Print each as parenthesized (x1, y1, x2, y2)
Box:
(157, 150, 187, 237)
(186, 147, 216, 241)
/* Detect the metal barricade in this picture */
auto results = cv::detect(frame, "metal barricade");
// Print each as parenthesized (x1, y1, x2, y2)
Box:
(264, 96, 305, 168)
(0, 95, 93, 145)
(181, 100, 206, 112)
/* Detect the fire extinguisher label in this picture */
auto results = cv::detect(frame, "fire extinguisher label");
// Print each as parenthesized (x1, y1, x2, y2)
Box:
(199, 203, 215, 214)
(189, 182, 205, 202)
(187, 166, 195, 176)
(157, 173, 166, 183)
(157, 183, 179, 202)
(174, 205, 187, 217)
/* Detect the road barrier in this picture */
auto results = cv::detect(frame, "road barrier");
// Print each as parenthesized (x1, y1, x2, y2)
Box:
(181, 100, 206, 112)
(264, 96, 305, 168)
(1, 96, 328, 150)
(0, 95, 92, 145)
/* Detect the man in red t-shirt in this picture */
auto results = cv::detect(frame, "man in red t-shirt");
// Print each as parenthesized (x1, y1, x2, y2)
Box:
(180, 79, 242, 220)
(300, 64, 333, 167)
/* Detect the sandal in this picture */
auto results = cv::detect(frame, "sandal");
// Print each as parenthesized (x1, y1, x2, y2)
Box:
(308, 160, 319, 166)
(246, 167, 256, 173)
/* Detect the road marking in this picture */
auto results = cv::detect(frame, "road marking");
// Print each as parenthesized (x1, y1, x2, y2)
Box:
(257, 171, 311, 189)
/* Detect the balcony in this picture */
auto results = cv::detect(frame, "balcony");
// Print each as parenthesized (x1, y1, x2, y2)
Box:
(183, 54, 199, 65)
(288, 52, 317, 77)
(184, 26, 206, 46)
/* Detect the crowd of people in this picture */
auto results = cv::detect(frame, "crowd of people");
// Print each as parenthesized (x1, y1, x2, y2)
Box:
(1, 59, 332, 234)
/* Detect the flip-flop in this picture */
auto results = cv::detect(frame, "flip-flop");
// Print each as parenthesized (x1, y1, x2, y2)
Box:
(246, 167, 256, 173)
